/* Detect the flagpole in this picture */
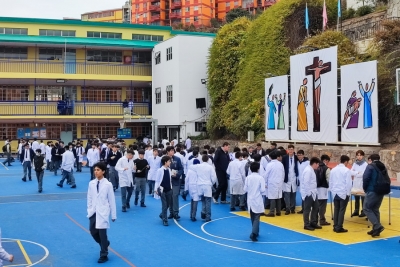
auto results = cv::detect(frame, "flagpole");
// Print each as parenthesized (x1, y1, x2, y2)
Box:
(337, 0, 341, 31)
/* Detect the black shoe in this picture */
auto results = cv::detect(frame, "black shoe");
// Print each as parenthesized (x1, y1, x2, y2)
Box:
(276, 213, 281, 216)
(141, 203, 146, 208)
(38, 189, 42, 193)
(359, 211, 366, 218)
(29, 178, 32, 181)
(168, 214, 174, 219)
(367, 229, 374, 235)
(297, 210, 303, 214)
(265, 213, 275, 217)
(320, 221, 331, 226)
(191, 217, 197, 222)
(163, 220, 169, 226)
(108, 241, 110, 247)
(205, 218, 212, 222)
(98, 256, 108, 263)
(22, 178, 26, 182)
(371, 226, 385, 237)
(250, 233, 258, 242)
(285, 210, 290, 215)
(134, 198, 138, 206)
(182, 193, 187, 201)
(230, 207, 236, 211)
(240, 206, 247, 211)
(351, 210, 359, 217)
(71, 185, 76, 188)
(126, 203, 130, 209)
(122, 207, 127, 212)
(174, 215, 180, 220)
(335, 228, 348, 233)
(7, 164, 11, 166)
(201, 212, 206, 219)
(56, 183, 63, 188)
(311, 224, 322, 229)
(290, 209, 295, 214)
(304, 226, 315, 231)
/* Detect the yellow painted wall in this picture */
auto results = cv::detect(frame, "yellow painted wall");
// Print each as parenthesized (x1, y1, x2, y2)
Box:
(83, 10, 124, 23)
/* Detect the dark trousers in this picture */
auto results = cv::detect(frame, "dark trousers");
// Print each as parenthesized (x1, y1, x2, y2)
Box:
(23, 161, 32, 179)
(135, 177, 146, 204)
(214, 169, 228, 201)
(160, 190, 173, 221)
(333, 194, 349, 231)
(89, 214, 109, 257)
(283, 190, 296, 211)
(354, 195, 365, 212)
(318, 199, 328, 223)
(250, 209, 261, 236)
(304, 195, 319, 227)
(190, 199, 198, 219)
(3, 152, 12, 165)
(90, 167, 95, 180)
(269, 198, 281, 214)
(148, 180, 155, 194)
(35, 170, 44, 191)
(53, 160, 61, 175)
(363, 192, 384, 230)
(121, 186, 133, 208)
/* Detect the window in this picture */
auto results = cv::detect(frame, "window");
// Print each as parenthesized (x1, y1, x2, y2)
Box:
(194, 16, 199, 22)
(226, 2, 230, 6)
(87, 31, 122, 39)
(155, 87, 161, 104)
(132, 51, 151, 64)
(126, 87, 151, 102)
(0, 85, 29, 101)
(234, 1, 239, 5)
(136, 4, 139, 8)
(82, 87, 122, 102)
(185, 18, 190, 23)
(81, 123, 151, 139)
(166, 85, 173, 103)
(194, 6, 199, 10)
(143, 13, 147, 18)
(185, 7, 190, 12)
(195, 122, 207, 132)
(44, 123, 77, 140)
(86, 50, 123, 62)
(38, 48, 63, 60)
(0, 46, 27, 59)
(35, 86, 77, 101)
(0, 28, 27, 35)
(39, 29, 76, 37)
(1, 123, 30, 140)
(132, 34, 163, 42)
(155, 52, 161, 65)
(166, 47, 172, 61)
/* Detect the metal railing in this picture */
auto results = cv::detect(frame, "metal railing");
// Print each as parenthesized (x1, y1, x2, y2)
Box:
(0, 101, 151, 116)
(0, 59, 152, 76)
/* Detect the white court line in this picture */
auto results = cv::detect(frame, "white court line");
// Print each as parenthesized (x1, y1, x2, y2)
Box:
(201, 216, 323, 244)
(0, 162, 9, 170)
(0, 199, 83, 205)
(174, 203, 370, 267)
(3, 238, 49, 267)
(0, 192, 86, 198)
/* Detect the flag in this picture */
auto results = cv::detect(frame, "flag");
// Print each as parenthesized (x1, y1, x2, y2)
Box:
(322, 0, 328, 31)
(305, 3, 309, 30)
(338, 0, 341, 18)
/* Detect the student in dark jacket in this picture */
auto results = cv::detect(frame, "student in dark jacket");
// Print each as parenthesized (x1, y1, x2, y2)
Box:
(51, 142, 65, 176)
(20, 143, 35, 181)
(253, 143, 266, 156)
(134, 150, 149, 207)
(164, 146, 184, 219)
(213, 142, 231, 204)
(281, 145, 299, 214)
(107, 145, 122, 190)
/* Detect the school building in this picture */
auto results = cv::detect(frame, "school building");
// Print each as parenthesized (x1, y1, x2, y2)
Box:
(0, 16, 214, 147)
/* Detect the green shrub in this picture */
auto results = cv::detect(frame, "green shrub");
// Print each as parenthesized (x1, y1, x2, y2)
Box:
(356, 5, 374, 17)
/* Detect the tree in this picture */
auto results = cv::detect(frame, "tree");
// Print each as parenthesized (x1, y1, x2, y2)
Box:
(226, 8, 250, 23)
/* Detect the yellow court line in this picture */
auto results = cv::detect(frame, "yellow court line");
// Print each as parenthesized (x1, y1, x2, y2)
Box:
(16, 240, 32, 265)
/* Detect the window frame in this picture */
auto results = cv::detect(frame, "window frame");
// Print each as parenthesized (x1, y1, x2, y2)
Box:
(155, 87, 161, 104)
(166, 47, 172, 61)
(86, 49, 123, 63)
(87, 31, 122, 39)
(166, 85, 173, 103)
(0, 46, 28, 60)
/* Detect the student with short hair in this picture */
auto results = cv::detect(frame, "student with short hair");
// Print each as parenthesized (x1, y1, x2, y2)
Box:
(185, 159, 201, 221)
(134, 150, 149, 207)
(296, 150, 309, 214)
(244, 162, 265, 242)
(155, 156, 173, 226)
(329, 155, 352, 233)
(316, 155, 331, 226)
(350, 150, 368, 217)
(227, 152, 246, 211)
(33, 149, 47, 193)
(264, 151, 285, 217)
(196, 155, 217, 222)
(115, 150, 135, 212)
(148, 148, 161, 195)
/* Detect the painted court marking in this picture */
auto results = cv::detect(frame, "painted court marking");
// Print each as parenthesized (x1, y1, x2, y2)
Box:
(0, 162, 9, 170)
(2, 238, 49, 267)
(201, 216, 323, 244)
(175, 203, 370, 267)
(64, 213, 137, 267)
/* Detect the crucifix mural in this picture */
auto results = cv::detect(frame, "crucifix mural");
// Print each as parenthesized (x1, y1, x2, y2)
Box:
(305, 57, 331, 132)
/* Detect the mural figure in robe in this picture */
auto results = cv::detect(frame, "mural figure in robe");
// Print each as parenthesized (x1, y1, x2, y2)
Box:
(305, 57, 332, 132)
(267, 94, 277, 130)
(275, 93, 286, 129)
(358, 78, 375, 129)
(297, 78, 308, 131)
(342, 90, 362, 129)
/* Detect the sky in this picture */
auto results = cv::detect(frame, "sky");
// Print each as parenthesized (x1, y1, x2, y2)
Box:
(0, 0, 124, 19)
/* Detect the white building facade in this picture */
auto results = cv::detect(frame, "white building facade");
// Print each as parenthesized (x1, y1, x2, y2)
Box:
(152, 34, 213, 144)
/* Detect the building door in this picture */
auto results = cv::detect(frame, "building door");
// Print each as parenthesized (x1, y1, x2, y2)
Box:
(169, 127, 180, 144)
(63, 49, 76, 74)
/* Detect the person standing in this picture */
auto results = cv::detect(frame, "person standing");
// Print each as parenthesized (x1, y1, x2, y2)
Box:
(155, 156, 173, 226)
(51, 142, 65, 176)
(115, 150, 135, 212)
(363, 154, 389, 237)
(45, 142, 53, 171)
(244, 162, 266, 242)
(87, 162, 116, 264)
(2, 141, 12, 166)
(195, 155, 217, 222)
(185, 136, 192, 150)
(33, 149, 47, 193)
(227, 152, 246, 211)
(39, 140, 46, 157)
(185, 159, 200, 221)
(20, 143, 34, 182)
(213, 142, 231, 204)
(296, 150, 309, 214)
(350, 150, 368, 217)
(31, 138, 40, 152)
(107, 145, 122, 191)
(316, 155, 331, 226)
(165, 146, 183, 219)
(264, 151, 285, 217)
(282, 144, 299, 215)
(0, 228, 14, 266)
(87, 143, 100, 180)
(134, 150, 149, 207)
(329, 155, 352, 233)
(301, 157, 321, 231)
(75, 142, 84, 172)
(147, 148, 161, 195)
(57, 145, 77, 189)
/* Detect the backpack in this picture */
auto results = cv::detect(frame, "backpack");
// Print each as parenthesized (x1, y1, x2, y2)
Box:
(371, 163, 391, 195)
(2, 144, 7, 153)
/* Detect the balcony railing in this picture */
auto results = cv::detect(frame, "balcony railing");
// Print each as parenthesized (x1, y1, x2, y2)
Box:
(0, 101, 151, 116)
(170, 13, 182, 19)
(151, 15, 161, 21)
(0, 60, 152, 76)
(149, 5, 160, 11)
(171, 1, 182, 9)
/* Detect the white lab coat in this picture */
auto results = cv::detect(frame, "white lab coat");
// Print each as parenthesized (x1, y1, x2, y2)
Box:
(45, 145, 52, 161)
(154, 166, 173, 200)
(261, 155, 270, 170)
(115, 156, 134, 187)
(31, 141, 40, 152)
(185, 138, 192, 150)
(350, 161, 368, 192)
(227, 159, 245, 195)
(147, 156, 161, 181)
(76, 146, 84, 163)
(61, 150, 75, 172)
(329, 163, 352, 200)
(0, 228, 11, 267)
(244, 172, 266, 214)
(39, 143, 46, 155)
(283, 156, 298, 192)
(145, 149, 153, 161)
(257, 163, 267, 196)
(301, 165, 318, 201)
(194, 163, 217, 197)
(87, 148, 100, 167)
(264, 159, 284, 199)
(185, 165, 199, 201)
(297, 160, 309, 191)
(87, 178, 117, 229)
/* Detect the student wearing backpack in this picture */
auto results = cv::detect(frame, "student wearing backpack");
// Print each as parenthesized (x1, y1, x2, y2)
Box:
(363, 154, 389, 238)
(2, 141, 12, 167)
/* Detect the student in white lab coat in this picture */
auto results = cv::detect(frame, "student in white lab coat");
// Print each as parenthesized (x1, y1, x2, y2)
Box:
(87, 143, 100, 180)
(196, 155, 217, 222)
(45, 142, 53, 171)
(0, 228, 13, 266)
(296, 150, 309, 214)
(301, 157, 321, 231)
(87, 162, 117, 264)
(244, 162, 266, 242)
(329, 155, 352, 233)
(115, 150, 135, 212)
(147, 148, 161, 195)
(264, 151, 285, 217)
(75, 143, 84, 172)
(227, 152, 246, 211)
(39, 140, 46, 156)
(185, 159, 201, 221)
(155, 156, 173, 226)
(57, 144, 77, 188)
(350, 150, 368, 217)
